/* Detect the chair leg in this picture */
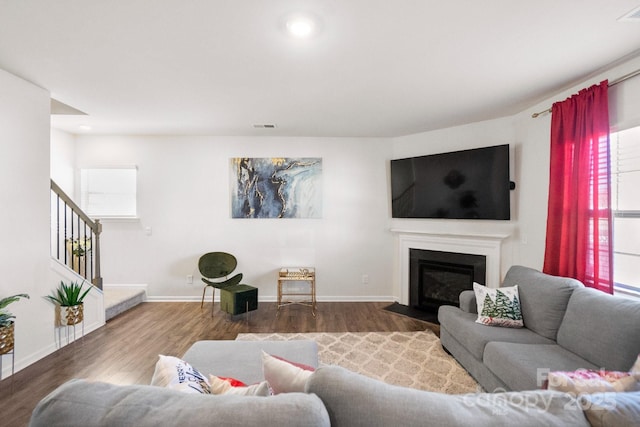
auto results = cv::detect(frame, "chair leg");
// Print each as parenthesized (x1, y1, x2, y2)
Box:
(211, 287, 215, 317)
(201, 286, 207, 309)
(201, 286, 216, 317)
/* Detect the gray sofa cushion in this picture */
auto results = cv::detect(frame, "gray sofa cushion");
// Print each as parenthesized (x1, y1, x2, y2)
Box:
(29, 379, 330, 427)
(557, 287, 640, 371)
(182, 340, 318, 384)
(438, 305, 555, 360)
(579, 391, 640, 427)
(483, 342, 598, 391)
(306, 365, 589, 427)
(502, 265, 583, 341)
(459, 290, 477, 313)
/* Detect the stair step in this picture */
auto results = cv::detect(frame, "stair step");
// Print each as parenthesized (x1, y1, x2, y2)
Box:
(104, 287, 146, 321)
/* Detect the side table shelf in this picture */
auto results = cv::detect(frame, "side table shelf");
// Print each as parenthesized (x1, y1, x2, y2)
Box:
(277, 267, 316, 317)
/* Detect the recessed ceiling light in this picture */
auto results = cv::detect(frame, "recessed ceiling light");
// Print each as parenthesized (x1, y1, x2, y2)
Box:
(78, 124, 92, 131)
(284, 13, 319, 38)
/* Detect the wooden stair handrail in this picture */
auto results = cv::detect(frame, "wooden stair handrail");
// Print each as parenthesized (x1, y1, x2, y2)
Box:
(50, 179, 103, 290)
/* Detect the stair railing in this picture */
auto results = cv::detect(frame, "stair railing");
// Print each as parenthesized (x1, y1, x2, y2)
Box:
(50, 180, 103, 290)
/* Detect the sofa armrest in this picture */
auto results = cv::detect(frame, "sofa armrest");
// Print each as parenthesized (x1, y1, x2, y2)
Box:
(459, 290, 477, 314)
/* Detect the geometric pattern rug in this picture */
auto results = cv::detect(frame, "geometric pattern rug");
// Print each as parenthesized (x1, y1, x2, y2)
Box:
(236, 330, 479, 394)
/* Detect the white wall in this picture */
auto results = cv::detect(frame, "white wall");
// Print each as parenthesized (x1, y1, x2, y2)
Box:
(1, 69, 104, 378)
(74, 135, 395, 301)
(69, 54, 640, 305)
(50, 128, 76, 197)
(0, 68, 53, 378)
(391, 53, 640, 290)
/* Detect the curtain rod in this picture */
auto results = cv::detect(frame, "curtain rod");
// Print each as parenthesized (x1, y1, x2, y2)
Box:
(531, 68, 640, 118)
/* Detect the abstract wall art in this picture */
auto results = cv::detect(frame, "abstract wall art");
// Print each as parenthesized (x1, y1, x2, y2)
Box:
(230, 157, 322, 218)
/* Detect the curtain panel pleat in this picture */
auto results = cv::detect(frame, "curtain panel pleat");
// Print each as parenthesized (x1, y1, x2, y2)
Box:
(543, 80, 613, 293)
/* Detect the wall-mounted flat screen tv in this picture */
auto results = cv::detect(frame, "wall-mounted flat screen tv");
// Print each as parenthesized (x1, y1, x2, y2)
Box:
(391, 144, 511, 220)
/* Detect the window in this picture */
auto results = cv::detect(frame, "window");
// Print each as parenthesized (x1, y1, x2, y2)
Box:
(80, 167, 137, 218)
(610, 127, 640, 296)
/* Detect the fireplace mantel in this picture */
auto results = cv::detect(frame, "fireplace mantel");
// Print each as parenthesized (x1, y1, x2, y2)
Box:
(391, 229, 509, 305)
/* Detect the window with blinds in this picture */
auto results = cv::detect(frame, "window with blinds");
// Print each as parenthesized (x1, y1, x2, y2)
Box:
(610, 126, 640, 295)
(80, 167, 137, 218)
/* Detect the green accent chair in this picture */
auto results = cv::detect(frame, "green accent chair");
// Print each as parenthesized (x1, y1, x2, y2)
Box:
(198, 252, 258, 317)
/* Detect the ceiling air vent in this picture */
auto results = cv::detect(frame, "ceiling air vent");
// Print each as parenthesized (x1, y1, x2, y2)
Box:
(618, 5, 640, 22)
(253, 124, 277, 129)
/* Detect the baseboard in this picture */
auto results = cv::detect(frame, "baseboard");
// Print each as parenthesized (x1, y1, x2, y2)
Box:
(1, 319, 104, 379)
(145, 295, 397, 303)
(103, 283, 148, 291)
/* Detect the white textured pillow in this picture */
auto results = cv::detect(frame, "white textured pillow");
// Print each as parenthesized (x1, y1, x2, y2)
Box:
(208, 375, 271, 396)
(262, 350, 314, 394)
(150, 355, 210, 394)
(474, 282, 524, 328)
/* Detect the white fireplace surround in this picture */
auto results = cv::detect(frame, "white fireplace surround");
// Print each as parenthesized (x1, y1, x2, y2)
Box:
(391, 229, 509, 306)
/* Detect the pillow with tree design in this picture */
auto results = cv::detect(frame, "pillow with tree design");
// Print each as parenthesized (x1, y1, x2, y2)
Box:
(473, 282, 523, 328)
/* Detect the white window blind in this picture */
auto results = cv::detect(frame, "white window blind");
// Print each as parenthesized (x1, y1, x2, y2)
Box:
(80, 167, 137, 218)
(610, 127, 640, 294)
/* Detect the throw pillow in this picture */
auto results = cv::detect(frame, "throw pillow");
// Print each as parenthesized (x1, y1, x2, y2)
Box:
(262, 350, 314, 394)
(545, 357, 640, 394)
(546, 369, 640, 393)
(150, 355, 211, 394)
(209, 375, 271, 396)
(474, 282, 523, 328)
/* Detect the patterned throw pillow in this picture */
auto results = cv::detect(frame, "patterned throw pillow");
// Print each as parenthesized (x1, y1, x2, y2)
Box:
(150, 355, 211, 394)
(474, 282, 524, 328)
(545, 355, 640, 393)
(546, 369, 640, 393)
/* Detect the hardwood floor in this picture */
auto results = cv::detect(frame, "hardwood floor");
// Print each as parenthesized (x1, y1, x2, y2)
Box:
(0, 301, 433, 426)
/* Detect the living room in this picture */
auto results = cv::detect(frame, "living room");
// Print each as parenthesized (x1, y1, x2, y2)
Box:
(2, 1, 640, 425)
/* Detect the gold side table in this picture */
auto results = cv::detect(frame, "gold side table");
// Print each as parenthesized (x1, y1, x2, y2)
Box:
(277, 267, 316, 317)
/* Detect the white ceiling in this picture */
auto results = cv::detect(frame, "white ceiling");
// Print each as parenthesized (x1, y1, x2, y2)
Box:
(1, 0, 640, 137)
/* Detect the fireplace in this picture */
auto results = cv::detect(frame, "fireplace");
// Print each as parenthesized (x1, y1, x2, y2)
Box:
(393, 229, 507, 308)
(409, 249, 486, 313)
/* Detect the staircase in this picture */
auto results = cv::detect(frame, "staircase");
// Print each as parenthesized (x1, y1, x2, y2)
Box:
(104, 286, 147, 321)
(51, 179, 145, 320)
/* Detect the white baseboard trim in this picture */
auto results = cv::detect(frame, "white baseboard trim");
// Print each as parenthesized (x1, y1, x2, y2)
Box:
(1, 319, 104, 379)
(103, 284, 148, 290)
(145, 295, 396, 303)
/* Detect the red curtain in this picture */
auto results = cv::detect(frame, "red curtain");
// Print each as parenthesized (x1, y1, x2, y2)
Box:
(543, 80, 613, 293)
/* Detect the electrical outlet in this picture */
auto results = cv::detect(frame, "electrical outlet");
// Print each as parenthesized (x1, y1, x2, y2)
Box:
(362, 274, 369, 285)
(186, 274, 193, 285)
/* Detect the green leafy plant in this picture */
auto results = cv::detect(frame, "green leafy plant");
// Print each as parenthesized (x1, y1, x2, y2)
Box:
(0, 294, 30, 327)
(45, 281, 91, 307)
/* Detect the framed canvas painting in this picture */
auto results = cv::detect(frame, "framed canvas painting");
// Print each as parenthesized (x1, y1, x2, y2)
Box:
(230, 157, 322, 218)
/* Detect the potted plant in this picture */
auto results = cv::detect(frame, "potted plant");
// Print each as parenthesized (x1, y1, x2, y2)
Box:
(46, 281, 91, 326)
(66, 237, 92, 276)
(0, 293, 30, 355)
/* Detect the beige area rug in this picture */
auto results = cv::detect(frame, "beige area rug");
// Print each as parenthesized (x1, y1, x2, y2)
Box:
(236, 330, 479, 394)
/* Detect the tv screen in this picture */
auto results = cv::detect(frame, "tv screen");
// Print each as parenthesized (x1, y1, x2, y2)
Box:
(391, 144, 511, 220)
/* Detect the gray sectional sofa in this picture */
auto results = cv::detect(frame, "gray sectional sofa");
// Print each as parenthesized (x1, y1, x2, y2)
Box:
(438, 265, 640, 392)
(29, 364, 640, 427)
(27, 272, 640, 426)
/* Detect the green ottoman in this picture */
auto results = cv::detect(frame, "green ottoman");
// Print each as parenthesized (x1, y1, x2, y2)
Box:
(220, 284, 258, 316)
